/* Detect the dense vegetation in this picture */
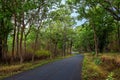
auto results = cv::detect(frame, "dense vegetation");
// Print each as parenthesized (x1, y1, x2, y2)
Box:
(0, 0, 120, 79)
(0, 0, 76, 64)
(72, 0, 120, 54)
(82, 53, 120, 80)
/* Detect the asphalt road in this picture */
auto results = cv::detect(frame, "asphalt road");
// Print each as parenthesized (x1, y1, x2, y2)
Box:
(4, 55, 84, 80)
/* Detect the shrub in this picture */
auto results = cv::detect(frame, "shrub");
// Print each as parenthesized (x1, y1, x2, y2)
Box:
(106, 72, 114, 80)
(82, 56, 106, 80)
(91, 52, 96, 56)
(24, 49, 34, 61)
(94, 57, 102, 65)
(35, 50, 51, 59)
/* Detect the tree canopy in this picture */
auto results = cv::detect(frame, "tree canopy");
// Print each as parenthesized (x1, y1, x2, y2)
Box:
(0, 0, 119, 63)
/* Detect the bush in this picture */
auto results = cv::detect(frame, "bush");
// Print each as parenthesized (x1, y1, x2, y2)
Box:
(82, 56, 106, 80)
(24, 49, 34, 61)
(91, 52, 96, 56)
(35, 50, 51, 59)
(106, 72, 114, 80)
(94, 57, 102, 65)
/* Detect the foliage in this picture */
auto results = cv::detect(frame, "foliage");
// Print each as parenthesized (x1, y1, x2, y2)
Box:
(74, 26, 94, 52)
(35, 50, 51, 58)
(91, 52, 96, 56)
(106, 72, 114, 80)
(82, 53, 120, 80)
(93, 57, 102, 65)
(82, 54, 106, 80)
(71, 0, 119, 53)
(0, 1, 120, 80)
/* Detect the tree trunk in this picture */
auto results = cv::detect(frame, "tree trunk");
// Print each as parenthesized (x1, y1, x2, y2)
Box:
(32, 33, 38, 62)
(66, 43, 69, 55)
(24, 36, 27, 55)
(0, 17, 4, 62)
(20, 30, 24, 63)
(11, 14, 16, 62)
(54, 42, 57, 57)
(32, 27, 41, 62)
(16, 25, 20, 61)
(24, 25, 32, 55)
(0, 37, 2, 61)
(92, 24, 98, 56)
(0, 17, 8, 62)
(19, 13, 25, 63)
(2, 36, 8, 62)
(32, 21, 42, 61)
(117, 21, 120, 52)
(63, 44, 65, 56)
(0, 20, 2, 61)
(63, 25, 67, 56)
(69, 40, 72, 54)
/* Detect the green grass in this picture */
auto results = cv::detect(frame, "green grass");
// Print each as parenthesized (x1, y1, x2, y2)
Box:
(0, 55, 73, 80)
(82, 53, 120, 80)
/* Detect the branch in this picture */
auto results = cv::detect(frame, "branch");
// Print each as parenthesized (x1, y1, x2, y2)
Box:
(100, 0, 120, 21)
(25, 1, 46, 26)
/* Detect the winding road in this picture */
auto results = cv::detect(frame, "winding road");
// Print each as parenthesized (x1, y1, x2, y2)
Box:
(4, 55, 84, 80)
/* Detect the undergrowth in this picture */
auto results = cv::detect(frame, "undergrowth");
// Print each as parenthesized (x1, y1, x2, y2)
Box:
(82, 53, 120, 80)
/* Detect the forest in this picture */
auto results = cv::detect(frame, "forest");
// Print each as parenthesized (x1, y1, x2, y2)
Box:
(0, 0, 120, 80)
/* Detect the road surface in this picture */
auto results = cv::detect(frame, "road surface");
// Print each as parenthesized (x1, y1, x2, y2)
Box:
(4, 55, 84, 80)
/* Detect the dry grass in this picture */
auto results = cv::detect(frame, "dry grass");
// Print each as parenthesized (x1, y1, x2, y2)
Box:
(0, 65, 24, 74)
(82, 53, 120, 80)
(101, 53, 120, 68)
(0, 60, 51, 79)
(82, 55, 107, 80)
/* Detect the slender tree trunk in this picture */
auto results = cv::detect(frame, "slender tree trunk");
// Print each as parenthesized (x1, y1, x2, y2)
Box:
(0, 0, 3, 62)
(32, 32, 39, 62)
(3, 36, 8, 62)
(54, 42, 57, 57)
(16, 25, 20, 60)
(69, 40, 72, 54)
(0, 39, 2, 61)
(32, 27, 41, 62)
(24, 25, 32, 55)
(117, 21, 120, 52)
(19, 13, 25, 63)
(0, 20, 2, 61)
(66, 43, 69, 55)
(66, 42, 69, 54)
(1, 17, 8, 62)
(63, 44, 66, 56)
(32, 19, 43, 61)
(63, 25, 66, 56)
(88, 40, 93, 51)
(24, 36, 27, 55)
(20, 29, 24, 63)
(11, 14, 16, 62)
(92, 24, 98, 56)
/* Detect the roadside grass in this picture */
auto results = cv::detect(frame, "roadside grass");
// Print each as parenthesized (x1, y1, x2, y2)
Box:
(0, 55, 73, 80)
(82, 53, 120, 80)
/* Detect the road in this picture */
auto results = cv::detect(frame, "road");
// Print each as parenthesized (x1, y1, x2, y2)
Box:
(4, 55, 84, 80)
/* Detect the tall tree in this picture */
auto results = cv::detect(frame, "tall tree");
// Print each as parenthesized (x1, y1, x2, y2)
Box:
(0, 0, 13, 62)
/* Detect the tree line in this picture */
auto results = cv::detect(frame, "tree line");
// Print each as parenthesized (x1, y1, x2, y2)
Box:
(0, 0, 119, 64)
(0, 0, 76, 64)
(71, 0, 120, 55)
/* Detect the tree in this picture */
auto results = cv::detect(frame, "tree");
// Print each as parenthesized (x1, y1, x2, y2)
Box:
(98, 0, 120, 21)
(0, 0, 13, 62)
(67, 0, 119, 54)
(74, 25, 94, 52)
